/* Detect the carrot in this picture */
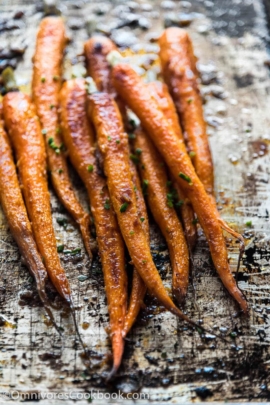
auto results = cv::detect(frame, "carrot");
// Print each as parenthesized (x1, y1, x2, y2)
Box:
(87, 87, 209, 325)
(84, 37, 148, 335)
(158, 28, 214, 195)
(0, 105, 58, 330)
(84, 36, 117, 94)
(134, 127, 189, 304)
(123, 160, 149, 336)
(32, 17, 92, 259)
(59, 78, 127, 376)
(148, 81, 197, 250)
(111, 63, 248, 314)
(3, 92, 72, 304)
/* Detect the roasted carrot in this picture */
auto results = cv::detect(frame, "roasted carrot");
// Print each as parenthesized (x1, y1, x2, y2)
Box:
(84, 37, 148, 335)
(111, 63, 248, 314)
(32, 17, 92, 259)
(134, 127, 189, 304)
(0, 105, 58, 329)
(87, 87, 209, 325)
(123, 160, 148, 336)
(148, 81, 197, 251)
(3, 92, 72, 304)
(59, 78, 127, 376)
(159, 28, 214, 196)
(84, 36, 117, 94)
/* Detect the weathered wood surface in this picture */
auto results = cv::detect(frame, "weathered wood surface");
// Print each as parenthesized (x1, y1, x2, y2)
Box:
(0, 0, 270, 403)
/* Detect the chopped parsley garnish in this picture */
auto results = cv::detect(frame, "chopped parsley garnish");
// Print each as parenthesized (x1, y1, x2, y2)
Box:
(56, 127, 61, 134)
(142, 179, 149, 195)
(41, 129, 47, 135)
(192, 218, 199, 225)
(175, 200, 184, 208)
(246, 220, 252, 227)
(116, 139, 120, 144)
(63, 248, 81, 255)
(166, 181, 172, 187)
(128, 133, 136, 140)
(167, 183, 183, 208)
(58, 168, 63, 174)
(130, 154, 139, 164)
(53, 75, 59, 81)
(87, 164, 94, 172)
(135, 148, 142, 155)
(104, 199, 110, 210)
(57, 244, 64, 253)
(107, 136, 111, 141)
(48, 137, 61, 154)
(120, 202, 129, 212)
(187, 98, 193, 104)
(189, 151, 196, 158)
(41, 77, 46, 83)
(179, 172, 192, 185)
(56, 218, 68, 228)
(129, 230, 135, 235)
(50, 104, 55, 110)
(140, 217, 145, 223)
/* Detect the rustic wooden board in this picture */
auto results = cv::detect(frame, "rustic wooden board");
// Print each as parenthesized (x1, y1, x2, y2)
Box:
(0, 0, 270, 403)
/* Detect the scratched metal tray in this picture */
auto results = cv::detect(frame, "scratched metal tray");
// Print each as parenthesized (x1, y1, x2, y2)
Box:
(0, 0, 270, 403)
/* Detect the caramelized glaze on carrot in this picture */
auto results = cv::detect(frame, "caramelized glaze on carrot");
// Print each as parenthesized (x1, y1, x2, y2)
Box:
(88, 90, 207, 323)
(148, 81, 197, 250)
(0, 105, 57, 326)
(159, 28, 214, 195)
(59, 78, 127, 376)
(3, 92, 72, 303)
(111, 63, 248, 314)
(134, 127, 189, 304)
(32, 17, 92, 259)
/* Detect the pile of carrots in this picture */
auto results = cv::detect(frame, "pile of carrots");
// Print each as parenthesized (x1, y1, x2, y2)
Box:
(0, 17, 248, 377)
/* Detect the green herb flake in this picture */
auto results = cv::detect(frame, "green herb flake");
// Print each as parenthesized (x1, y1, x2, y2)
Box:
(107, 136, 111, 141)
(179, 172, 192, 185)
(41, 77, 46, 83)
(78, 275, 88, 282)
(53, 75, 59, 82)
(41, 129, 47, 135)
(130, 154, 139, 164)
(104, 199, 110, 210)
(116, 139, 120, 144)
(128, 133, 136, 140)
(175, 200, 184, 208)
(129, 118, 137, 129)
(189, 151, 196, 158)
(192, 218, 199, 225)
(142, 260, 147, 264)
(141, 164, 145, 170)
(120, 202, 129, 213)
(230, 331, 237, 338)
(166, 181, 172, 187)
(58, 168, 63, 174)
(187, 98, 193, 104)
(140, 217, 145, 223)
(48, 137, 61, 154)
(142, 179, 149, 195)
(161, 352, 167, 359)
(129, 230, 135, 235)
(70, 248, 81, 256)
(87, 164, 94, 172)
(135, 148, 142, 155)
(56, 218, 68, 228)
(57, 244, 64, 253)
(56, 127, 61, 134)
(246, 220, 252, 227)
(50, 104, 55, 110)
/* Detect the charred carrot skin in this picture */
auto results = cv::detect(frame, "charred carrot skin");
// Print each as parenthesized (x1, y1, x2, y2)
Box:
(3, 92, 71, 303)
(159, 28, 214, 195)
(148, 81, 197, 251)
(84, 36, 148, 334)
(32, 17, 92, 259)
(59, 78, 127, 375)
(88, 91, 204, 325)
(134, 127, 189, 304)
(111, 64, 248, 314)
